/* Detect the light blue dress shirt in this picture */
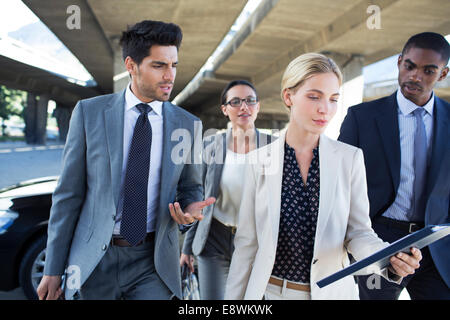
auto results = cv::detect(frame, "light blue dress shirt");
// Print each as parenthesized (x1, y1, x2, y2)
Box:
(382, 90, 434, 222)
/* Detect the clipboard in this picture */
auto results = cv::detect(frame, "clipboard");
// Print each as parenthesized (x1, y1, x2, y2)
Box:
(316, 224, 450, 288)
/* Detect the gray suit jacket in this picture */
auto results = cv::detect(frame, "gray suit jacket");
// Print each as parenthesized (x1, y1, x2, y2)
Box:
(182, 129, 273, 256)
(44, 90, 203, 299)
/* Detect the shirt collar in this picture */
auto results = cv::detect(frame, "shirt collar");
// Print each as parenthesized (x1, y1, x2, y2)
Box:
(396, 89, 434, 116)
(125, 83, 163, 117)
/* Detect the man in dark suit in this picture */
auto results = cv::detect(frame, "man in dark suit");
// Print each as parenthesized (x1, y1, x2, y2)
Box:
(37, 20, 214, 300)
(339, 32, 449, 300)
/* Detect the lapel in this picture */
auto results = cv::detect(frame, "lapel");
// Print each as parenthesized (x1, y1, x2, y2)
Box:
(374, 92, 401, 191)
(426, 148, 450, 225)
(314, 134, 339, 249)
(426, 96, 450, 196)
(266, 130, 285, 247)
(158, 101, 181, 220)
(103, 90, 125, 208)
(211, 130, 228, 198)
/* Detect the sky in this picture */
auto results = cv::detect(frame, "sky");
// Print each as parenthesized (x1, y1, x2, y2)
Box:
(0, 0, 38, 35)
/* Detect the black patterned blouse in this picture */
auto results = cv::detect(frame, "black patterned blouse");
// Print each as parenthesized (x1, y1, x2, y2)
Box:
(271, 142, 320, 283)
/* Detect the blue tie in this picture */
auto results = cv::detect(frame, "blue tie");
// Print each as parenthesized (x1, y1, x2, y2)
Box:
(410, 107, 427, 222)
(120, 103, 152, 246)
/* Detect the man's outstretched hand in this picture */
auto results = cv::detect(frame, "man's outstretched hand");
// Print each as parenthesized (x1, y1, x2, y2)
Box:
(169, 197, 216, 225)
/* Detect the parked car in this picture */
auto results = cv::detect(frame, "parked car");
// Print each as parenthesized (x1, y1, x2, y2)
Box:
(0, 176, 198, 300)
(0, 177, 57, 300)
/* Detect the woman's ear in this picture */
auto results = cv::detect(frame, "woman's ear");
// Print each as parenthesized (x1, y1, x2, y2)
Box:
(282, 88, 292, 107)
(221, 105, 228, 117)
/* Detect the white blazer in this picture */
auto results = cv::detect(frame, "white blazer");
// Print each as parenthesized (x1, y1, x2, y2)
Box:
(225, 129, 395, 300)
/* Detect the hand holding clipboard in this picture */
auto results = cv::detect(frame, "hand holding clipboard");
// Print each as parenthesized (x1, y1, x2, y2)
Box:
(317, 224, 450, 288)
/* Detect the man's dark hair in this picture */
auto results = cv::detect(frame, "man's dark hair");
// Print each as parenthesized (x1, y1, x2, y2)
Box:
(119, 20, 182, 65)
(220, 80, 258, 105)
(401, 32, 450, 65)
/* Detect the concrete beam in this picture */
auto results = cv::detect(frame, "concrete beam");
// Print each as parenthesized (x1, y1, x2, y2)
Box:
(252, 0, 399, 86)
(364, 20, 450, 66)
(22, 0, 114, 93)
(173, 0, 279, 106)
(0, 55, 100, 107)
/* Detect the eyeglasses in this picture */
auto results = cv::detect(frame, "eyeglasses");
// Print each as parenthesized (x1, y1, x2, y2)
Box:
(225, 97, 259, 108)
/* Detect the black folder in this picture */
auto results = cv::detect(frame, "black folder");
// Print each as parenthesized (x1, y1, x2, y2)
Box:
(316, 224, 450, 288)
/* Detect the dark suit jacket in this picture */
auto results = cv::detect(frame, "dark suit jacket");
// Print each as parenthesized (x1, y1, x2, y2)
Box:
(338, 91, 450, 287)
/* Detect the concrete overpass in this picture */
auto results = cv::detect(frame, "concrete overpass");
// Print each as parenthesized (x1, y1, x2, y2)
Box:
(172, 0, 450, 132)
(0, 35, 103, 144)
(7, 0, 450, 140)
(22, 0, 247, 98)
(0, 54, 100, 107)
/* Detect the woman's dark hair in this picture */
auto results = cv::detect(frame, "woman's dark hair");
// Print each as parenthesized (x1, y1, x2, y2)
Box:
(401, 32, 449, 65)
(119, 20, 183, 65)
(220, 80, 258, 105)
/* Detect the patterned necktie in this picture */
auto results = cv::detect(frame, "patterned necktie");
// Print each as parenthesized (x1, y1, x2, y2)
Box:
(410, 107, 427, 222)
(120, 103, 152, 246)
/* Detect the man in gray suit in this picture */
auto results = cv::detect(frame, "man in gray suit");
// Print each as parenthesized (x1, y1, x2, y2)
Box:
(37, 20, 214, 300)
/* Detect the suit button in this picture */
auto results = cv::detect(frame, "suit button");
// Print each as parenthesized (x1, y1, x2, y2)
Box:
(112, 214, 116, 220)
(102, 244, 107, 251)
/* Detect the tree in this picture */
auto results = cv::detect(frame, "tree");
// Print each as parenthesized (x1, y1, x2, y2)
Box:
(0, 85, 24, 136)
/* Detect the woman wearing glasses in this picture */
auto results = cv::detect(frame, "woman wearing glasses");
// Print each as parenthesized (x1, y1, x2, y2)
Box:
(180, 80, 273, 299)
(224, 53, 422, 300)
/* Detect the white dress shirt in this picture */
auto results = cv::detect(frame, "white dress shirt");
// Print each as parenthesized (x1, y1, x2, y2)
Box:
(113, 84, 164, 234)
(213, 150, 248, 227)
(382, 89, 434, 221)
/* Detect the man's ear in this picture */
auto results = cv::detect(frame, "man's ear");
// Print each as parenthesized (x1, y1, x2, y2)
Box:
(124, 56, 137, 77)
(438, 66, 449, 81)
(397, 54, 403, 68)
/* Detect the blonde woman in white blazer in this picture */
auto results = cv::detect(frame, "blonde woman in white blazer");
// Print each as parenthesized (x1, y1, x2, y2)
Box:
(224, 53, 422, 300)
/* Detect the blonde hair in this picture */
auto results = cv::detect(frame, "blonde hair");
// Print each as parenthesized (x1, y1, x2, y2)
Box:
(280, 53, 343, 108)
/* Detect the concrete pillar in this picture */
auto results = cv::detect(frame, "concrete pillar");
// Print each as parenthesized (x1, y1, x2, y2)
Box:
(35, 94, 49, 145)
(111, 37, 129, 93)
(24, 93, 49, 144)
(24, 93, 37, 144)
(323, 52, 364, 140)
(53, 104, 72, 143)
